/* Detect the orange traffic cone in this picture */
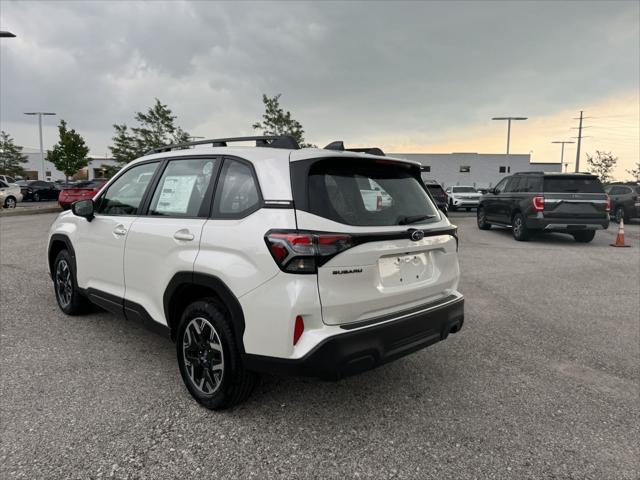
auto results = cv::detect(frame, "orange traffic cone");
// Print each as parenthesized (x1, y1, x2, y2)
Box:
(610, 218, 631, 247)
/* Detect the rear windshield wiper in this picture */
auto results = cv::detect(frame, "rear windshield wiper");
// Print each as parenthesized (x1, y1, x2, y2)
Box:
(398, 214, 436, 225)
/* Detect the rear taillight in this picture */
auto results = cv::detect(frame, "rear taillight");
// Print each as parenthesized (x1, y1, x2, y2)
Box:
(265, 230, 353, 274)
(532, 196, 545, 212)
(605, 196, 611, 212)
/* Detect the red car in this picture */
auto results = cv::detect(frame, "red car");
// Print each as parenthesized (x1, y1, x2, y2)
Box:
(58, 179, 108, 210)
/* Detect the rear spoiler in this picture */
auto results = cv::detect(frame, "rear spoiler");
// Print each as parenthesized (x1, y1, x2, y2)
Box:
(324, 141, 385, 157)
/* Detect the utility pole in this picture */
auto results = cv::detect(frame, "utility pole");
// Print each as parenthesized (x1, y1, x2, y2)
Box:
(492, 116, 528, 172)
(24, 112, 56, 180)
(551, 141, 575, 170)
(574, 111, 585, 172)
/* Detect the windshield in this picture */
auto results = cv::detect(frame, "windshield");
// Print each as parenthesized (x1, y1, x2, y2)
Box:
(453, 187, 477, 193)
(307, 159, 438, 226)
(543, 176, 604, 193)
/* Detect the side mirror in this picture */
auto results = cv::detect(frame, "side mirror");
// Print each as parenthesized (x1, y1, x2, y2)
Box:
(72, 199, 94, 221)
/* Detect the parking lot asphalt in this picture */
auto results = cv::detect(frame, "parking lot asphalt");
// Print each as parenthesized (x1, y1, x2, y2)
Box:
(1, 212, 638, 480)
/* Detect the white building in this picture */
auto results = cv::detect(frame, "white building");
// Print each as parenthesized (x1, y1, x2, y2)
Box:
(389, 152, 562, 189)
(21, 146, 117, 180)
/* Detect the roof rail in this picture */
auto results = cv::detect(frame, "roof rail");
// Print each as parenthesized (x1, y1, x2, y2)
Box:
(145, 135, 300, 155)
(514, 171, 545, 175)
(324, 140, 385, 157)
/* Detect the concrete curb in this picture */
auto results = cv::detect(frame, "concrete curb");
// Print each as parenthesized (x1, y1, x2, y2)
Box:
(0, 206, 61, 217)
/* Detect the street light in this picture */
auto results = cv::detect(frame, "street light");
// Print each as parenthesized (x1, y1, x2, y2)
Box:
(24, 112, 56, 180)
(492, 117, 528, 154)
(551, 141, 575, 172)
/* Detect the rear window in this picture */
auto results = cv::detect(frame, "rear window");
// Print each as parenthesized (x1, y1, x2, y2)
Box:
(543, 176, 604, 193)
(307, 159, 438, 226)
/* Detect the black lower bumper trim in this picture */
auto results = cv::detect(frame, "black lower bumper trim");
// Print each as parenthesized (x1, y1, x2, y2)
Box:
(242, 297, 464, 380)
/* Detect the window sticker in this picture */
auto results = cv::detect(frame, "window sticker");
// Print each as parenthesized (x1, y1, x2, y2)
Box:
(155, 175, 197, 214)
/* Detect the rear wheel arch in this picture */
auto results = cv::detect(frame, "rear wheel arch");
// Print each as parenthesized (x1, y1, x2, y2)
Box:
(164, 273, 246, 349)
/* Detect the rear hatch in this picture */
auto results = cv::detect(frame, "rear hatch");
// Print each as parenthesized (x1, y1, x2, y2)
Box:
(290, 157, 460, 326)
(542, 175, 608, 220)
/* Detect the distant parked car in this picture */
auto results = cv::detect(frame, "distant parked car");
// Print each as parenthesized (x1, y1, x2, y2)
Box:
(0, 174, 18, 185)
(423, 179, 448, 215)
(20, 180, 60, 202)
(0, 180, 23, 208)
(445, 186, 480, 211)
(477, 172, 610, 242)
(58, 179, 108, 210)
(604, 183, 640, 223)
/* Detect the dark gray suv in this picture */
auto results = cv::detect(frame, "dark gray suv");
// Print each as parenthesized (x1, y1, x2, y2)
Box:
(477, 172, 610, 242)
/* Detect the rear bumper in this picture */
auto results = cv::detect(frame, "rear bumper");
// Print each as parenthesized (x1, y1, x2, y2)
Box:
(526, 216, 609, 231)
(242, 296, 464, 380)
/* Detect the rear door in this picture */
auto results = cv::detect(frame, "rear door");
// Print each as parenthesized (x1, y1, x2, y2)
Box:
(123, 156, 219, 325)
(542, 175, 608, 221)
(292, 157, 459, 327)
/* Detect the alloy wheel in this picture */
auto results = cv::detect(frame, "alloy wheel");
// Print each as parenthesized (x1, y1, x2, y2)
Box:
(55, 259, 73, 308)
(5, 197, 16, 208)
(513, 217, 522, 236)
(182, 317, 224, 395)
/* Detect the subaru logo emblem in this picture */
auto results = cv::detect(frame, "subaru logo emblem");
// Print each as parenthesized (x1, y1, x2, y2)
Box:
(409, 229, 424, 241)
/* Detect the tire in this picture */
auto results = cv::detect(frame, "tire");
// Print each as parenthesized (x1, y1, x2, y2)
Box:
(573, 230, 596, 243)
(465, 207, 471, 212)
(53, 250, 90, 315)
(477, 207, 491, 230)
(176, 299, 257, 410)
(511, 213, 530, 241)
(4, 196, 16, 209)
(614, 206, 626, 224)
(449, 200, 457, 212)
(33, 192, 40, 202)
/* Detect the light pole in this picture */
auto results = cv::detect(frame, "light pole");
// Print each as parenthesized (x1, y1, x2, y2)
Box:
(492, 116, 528, 172)
(551, 141, 575, 171)
(24, 112, 56, 180)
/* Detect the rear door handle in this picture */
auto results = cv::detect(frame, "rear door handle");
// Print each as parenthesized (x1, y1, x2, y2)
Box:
(113, 225, 127, 236)
(174, 229, 195, 241)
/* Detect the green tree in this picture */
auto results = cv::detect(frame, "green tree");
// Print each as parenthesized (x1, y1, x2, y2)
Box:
(0, 131, 28, 177)
(253, 94, 313, 147)
(109, 98, 190, 170)
(46, 120, 90, 182)
(586, 150, 618, 183)
(626, 161, 640, 182)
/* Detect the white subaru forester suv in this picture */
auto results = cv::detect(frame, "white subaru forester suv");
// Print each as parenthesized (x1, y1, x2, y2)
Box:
(48, 136, 464, 410)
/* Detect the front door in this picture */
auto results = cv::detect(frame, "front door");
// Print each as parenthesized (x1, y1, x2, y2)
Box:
(484, 177, 510, 222)
(74, 161, 161, 304)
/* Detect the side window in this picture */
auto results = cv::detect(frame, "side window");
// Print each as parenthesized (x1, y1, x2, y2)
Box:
(148, 158, 217, 217)
(494, 177, 510, 194)
(96, 162, 159, 216)
(212, 159, 260, 218)
(0, 181, 7, 188)
(506, 177, 521, 192)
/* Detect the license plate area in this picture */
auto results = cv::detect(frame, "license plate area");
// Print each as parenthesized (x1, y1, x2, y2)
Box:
(378, 252, 433, 288)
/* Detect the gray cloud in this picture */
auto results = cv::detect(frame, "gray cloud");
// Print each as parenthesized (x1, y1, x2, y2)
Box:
(1, 0, 638, 153)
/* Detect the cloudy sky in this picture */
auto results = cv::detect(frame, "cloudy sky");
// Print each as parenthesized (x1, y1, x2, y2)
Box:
(1, 1, 638, 178)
